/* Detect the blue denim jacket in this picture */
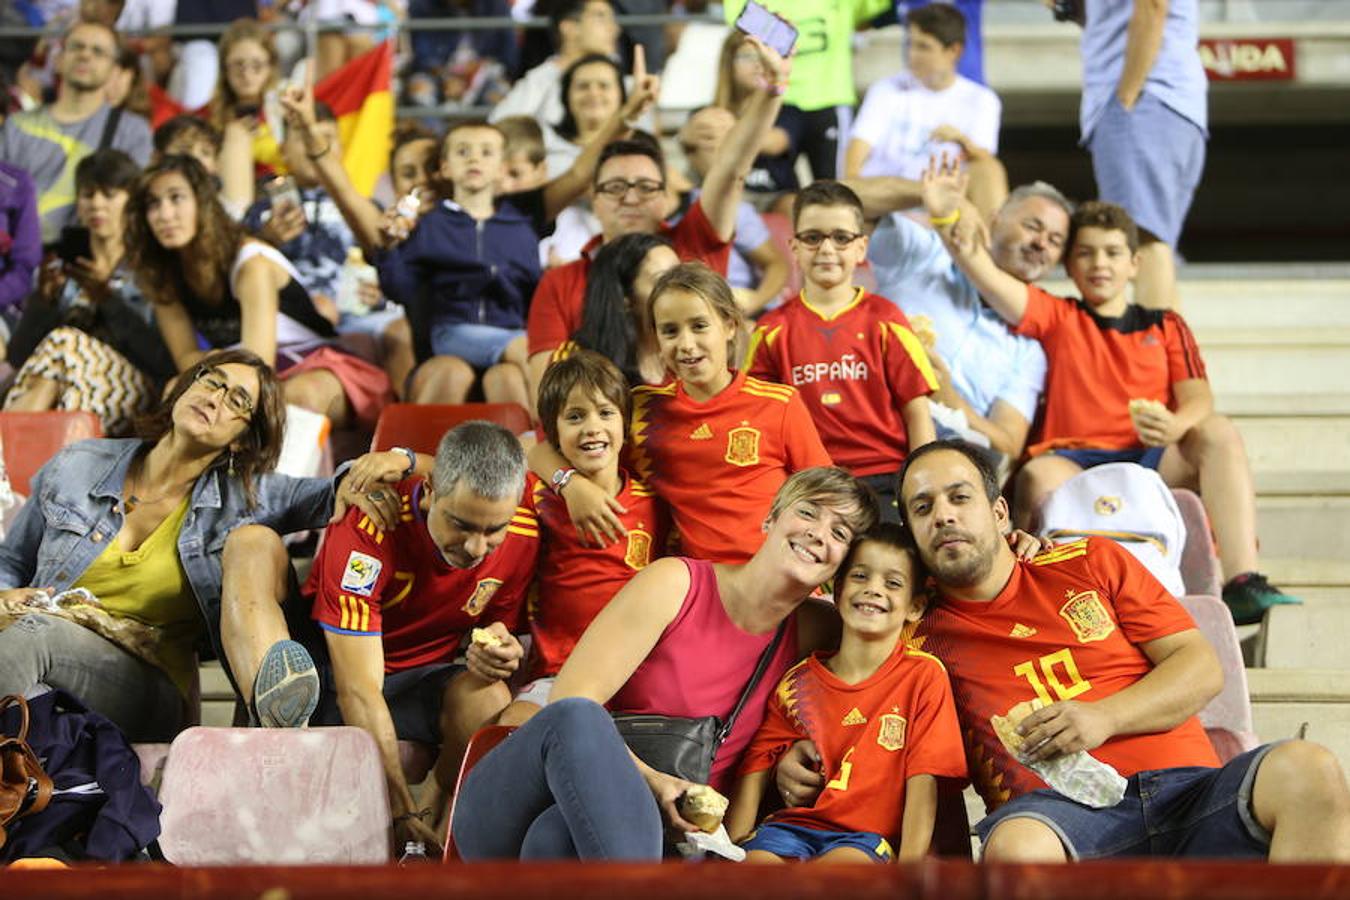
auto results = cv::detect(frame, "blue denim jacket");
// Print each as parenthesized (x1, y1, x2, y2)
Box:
(0, 438, 338, 667)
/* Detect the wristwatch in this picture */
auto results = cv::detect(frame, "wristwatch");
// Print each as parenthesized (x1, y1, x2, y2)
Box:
(392, 446, 416, 480)
(550, 466, 578, 494)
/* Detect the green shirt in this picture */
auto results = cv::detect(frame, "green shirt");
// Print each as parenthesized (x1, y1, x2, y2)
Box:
(724, 0, 890, 110)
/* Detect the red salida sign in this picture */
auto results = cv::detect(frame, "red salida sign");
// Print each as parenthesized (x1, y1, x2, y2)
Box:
(1198, 37, 1296, 81)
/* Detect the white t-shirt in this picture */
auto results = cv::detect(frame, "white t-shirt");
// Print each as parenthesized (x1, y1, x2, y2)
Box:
(851, 72, 1002, 181)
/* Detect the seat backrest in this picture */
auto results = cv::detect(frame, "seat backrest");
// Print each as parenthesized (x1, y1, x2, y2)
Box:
(370, 404, 532, 454)
(1177, 594, 1260, 762)
(442, 724, 514, 862)
(157, 726, 391, 864)
(0, 410, 102, 496)
(760, 212, 802, 306)
(1173, 488, 1223, 598)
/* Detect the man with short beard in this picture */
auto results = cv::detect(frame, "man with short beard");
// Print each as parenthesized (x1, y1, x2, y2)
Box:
(0, 21, 152, 242)
(867, 183, 1071, 462)
(777, 439, 1350, 863)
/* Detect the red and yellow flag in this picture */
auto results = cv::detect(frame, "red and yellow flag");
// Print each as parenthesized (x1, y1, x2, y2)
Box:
(315, 40, 394, 197)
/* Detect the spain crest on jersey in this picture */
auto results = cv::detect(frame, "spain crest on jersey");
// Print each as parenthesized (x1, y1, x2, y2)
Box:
(725, 425, 761, 467)
(877, 713, 907, 751)
(1059, 589, 1116, 643)
(624, 527, 653, 570)
(463, 578, 503, 617)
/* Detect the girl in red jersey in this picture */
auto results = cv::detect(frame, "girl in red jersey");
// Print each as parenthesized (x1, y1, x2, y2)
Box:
(531, 262, 832, 562)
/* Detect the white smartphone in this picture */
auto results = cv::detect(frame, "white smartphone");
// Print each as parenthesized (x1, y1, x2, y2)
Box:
(734, 0, 798, 58)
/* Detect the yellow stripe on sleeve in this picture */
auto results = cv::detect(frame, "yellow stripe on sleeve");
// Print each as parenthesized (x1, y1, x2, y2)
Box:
(885, 322, 940, 391)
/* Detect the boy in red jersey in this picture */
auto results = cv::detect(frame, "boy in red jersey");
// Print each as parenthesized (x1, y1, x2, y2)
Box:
(781, 440, 1350, 862)
(922, 155, 1295, 625)
(747, 180, 937, 523)
(307, 422, 539, 852)
(728, 523, 965, 863)
(501, 350, 669, 722)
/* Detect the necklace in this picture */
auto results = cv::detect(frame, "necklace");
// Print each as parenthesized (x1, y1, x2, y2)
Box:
(121, 461, 194, 516)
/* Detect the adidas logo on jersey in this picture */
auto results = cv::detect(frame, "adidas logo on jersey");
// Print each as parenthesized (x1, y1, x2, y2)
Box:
(690, 423, 713, 440)
(841, 707, 867, 727)
(1009, 623, 1038, 638)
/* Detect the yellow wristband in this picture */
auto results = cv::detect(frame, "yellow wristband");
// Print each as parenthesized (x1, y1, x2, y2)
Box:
(929, 208, 961, 228)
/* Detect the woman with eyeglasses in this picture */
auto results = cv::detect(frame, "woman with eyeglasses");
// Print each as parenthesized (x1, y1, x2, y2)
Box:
(712, 31, 797, 215)
(0, 349, 392, 741)
(206, 18, 286, 182)
(126, 154, 393, 433)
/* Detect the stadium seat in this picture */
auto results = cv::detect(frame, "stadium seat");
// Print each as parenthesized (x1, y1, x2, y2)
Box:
(370, 403, 532, 455)
(1178, 594, 1261, 762)
(760, 212, 803, 305)
(442, 725, 515, 862)
(157, 726, 392, 864)
(0, 410, 102, 496)
(1174, 489, 1223, 599)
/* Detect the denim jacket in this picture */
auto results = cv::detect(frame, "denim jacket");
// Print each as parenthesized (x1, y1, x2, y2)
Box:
(0, 438, 338, 668)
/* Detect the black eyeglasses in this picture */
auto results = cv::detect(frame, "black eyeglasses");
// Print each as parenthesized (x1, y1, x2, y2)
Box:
(192, 367, 255, 418)
(594, 178, 665, 200)
(794, 230, 863, 250)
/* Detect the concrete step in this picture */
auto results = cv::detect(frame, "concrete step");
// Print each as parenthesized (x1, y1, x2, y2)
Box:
(1235, 416, 1350, 475)
(1256, 497, 1350, 560)
(1221, 394, 1350, 417)
(1248, 668, 1350, 776)
(1190, 327, 1350, 347)
(1265, 558, 1350, 589)
(1036, 278, 1350, 331)
(1253, 471, 1350, 496)
(1255, 598, 1350, 669)
(1204, 345, 1350, 396)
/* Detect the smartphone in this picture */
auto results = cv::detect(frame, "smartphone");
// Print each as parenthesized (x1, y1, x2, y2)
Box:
(735, 0, 798, 58)
(55, 225, 92, 264)
(265, 175, 302, 213)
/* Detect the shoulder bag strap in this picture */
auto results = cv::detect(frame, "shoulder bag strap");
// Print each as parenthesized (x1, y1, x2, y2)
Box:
(715, 621, 788, 745)
(96, 104, 124, 152)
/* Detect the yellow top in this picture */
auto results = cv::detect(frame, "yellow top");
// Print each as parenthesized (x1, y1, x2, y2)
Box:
(74, 496, 203, 696)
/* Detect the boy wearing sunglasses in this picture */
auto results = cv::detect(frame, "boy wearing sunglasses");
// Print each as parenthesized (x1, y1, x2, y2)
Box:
(746, 180, 936, 522)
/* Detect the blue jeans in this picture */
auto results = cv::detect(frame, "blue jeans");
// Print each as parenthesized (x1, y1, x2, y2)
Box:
(450, 697, 664, 861)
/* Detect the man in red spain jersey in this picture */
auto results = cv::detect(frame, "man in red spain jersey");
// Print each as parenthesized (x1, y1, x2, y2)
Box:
(500, 350, 669, 724)
(307, 421, 540, 852)
(747, 181, 936, 523)
(922, 155, 1295, 626)
(727, 523, 965, 863)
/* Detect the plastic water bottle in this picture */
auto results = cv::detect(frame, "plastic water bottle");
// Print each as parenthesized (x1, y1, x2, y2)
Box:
(337, 247, 379, 317)
(398, 841, 429, 865)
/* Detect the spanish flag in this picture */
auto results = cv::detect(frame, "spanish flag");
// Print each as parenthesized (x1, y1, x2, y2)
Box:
(315, 40, 394, 197)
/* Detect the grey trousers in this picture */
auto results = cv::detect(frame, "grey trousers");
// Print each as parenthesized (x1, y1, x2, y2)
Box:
(0, 613, 186, 741)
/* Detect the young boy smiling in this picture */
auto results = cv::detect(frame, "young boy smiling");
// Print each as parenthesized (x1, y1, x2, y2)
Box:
(922, 155, 1298, 625)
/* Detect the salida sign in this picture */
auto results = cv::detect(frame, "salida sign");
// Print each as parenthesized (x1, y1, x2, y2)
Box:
(1198, 37, 1296, 81)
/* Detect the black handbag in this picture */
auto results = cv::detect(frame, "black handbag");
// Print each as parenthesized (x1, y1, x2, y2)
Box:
(612, 622, 786, 784)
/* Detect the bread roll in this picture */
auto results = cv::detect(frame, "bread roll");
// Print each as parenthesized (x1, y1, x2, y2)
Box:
(679, 784, 729, 834)
(990, 699, 1041, 755)
(470, 627, 503, 648)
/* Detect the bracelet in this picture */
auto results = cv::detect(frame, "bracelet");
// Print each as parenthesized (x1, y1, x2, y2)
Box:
(392, 807, 433, 824)
(769, 80, 789, 97)
(550, 466, 577, 494)
(305, 141, 332, 161)
(929, 208, 961, 228)
(392, 446, 416, 480)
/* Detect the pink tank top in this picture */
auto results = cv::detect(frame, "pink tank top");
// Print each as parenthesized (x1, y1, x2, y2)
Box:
(608, 557, 799, 791)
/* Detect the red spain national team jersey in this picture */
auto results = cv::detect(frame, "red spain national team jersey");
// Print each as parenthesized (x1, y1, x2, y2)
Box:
(628, 369, 832, 563)
(527, 470, 670, 678)
(1016, 285, 1207, 457)
(913, 537, 1219, 813)
(747, 289, 937, 476)
(739, 643, 966, 843)
(526, 201, 731, 357)
(307, 477, 540, 673)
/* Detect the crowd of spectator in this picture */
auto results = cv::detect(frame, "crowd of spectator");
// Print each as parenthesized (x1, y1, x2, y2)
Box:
(1, 0, 1347, 869)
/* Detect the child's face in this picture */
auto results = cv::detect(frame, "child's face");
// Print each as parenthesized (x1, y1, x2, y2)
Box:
(224, 38, 272, 104)
(76, 185, 129, 240)
(555, 385, 625, 480)
(837, 541, 922, 638)
(791, 204, 867, 294)
(501, 150, 548, 194)
(652, 287, 734, 394)
(441, 126, 505, 194)
(167, 135, 219, 177)
(1066, 226, 1139, 308)
(905, 25, 960, 88)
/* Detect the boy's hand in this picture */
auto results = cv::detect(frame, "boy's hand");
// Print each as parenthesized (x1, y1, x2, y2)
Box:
(930, 124, 969, 153)
(278, 59, 319, 131)
(774, 740, 824, 808)
(1131, 403, 1181, 447)
(560, 476, 628, 547)
(465, 621, 523, 682)
(921, 153, 967, 221)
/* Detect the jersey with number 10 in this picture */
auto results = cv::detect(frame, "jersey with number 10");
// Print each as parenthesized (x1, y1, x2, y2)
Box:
(914, 537, 1219, 812)
(738, 643, 966, 843)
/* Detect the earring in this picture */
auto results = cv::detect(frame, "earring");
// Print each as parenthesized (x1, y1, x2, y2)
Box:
(228, 450, 236, 477)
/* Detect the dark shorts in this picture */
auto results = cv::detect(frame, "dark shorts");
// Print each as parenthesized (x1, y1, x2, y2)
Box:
(1051, 446, 1165, 471)
(974, 743, 1278, 859)
(742, 821, 893, 862)
(379, 663, 463, 745)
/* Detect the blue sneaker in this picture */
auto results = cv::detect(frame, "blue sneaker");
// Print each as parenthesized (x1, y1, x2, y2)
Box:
(253, 640, 319, 727)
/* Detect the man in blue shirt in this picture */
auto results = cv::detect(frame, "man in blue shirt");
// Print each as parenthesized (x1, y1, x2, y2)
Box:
(868, 182, 1072, 465)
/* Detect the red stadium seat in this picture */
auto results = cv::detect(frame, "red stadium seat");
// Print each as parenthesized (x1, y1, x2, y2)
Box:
(0, 410, 102, 496)
(442, 725, 515, 862)
(370, 404, 532, 455)
(760, 211, 803, 305)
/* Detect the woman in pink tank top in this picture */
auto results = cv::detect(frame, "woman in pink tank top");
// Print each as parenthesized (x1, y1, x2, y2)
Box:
(451, 467, 878, 861)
